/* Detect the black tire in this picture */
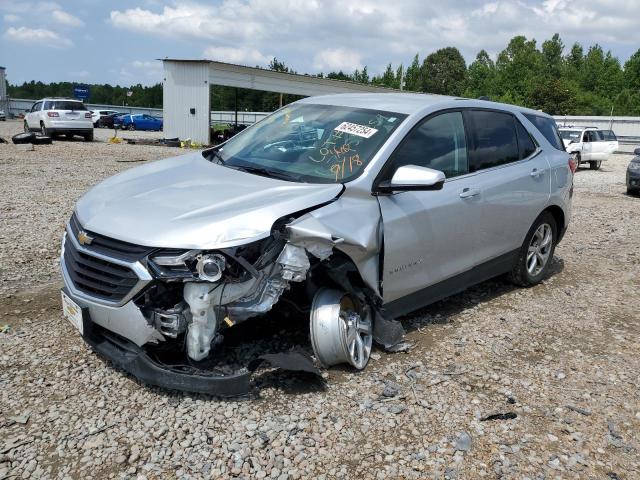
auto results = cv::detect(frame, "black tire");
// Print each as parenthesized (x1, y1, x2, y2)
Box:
(24, 121, 30, 133)
(32, 135, 52, 145)
(574, 153, 581, 169)
(590, 160, 601, 170)
(12, 132, 36, 144)
(84, 131, 94, 142)
(40, 123, 50, 137)
(65, 133, 74, 140)
(508, 212, 557, 287)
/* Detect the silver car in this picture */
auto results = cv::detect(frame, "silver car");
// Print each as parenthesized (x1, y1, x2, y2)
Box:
(60, 94, 573, 395)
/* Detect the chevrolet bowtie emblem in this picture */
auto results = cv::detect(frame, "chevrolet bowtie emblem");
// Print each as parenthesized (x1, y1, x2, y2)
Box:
(77, 230, 94, 245)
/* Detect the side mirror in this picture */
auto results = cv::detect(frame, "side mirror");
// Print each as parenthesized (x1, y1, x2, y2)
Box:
(634, 147, 640, 156)
(377, 165, 446, 193)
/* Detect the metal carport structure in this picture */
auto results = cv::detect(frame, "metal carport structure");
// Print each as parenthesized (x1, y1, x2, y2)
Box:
(162, 59, 397, 144)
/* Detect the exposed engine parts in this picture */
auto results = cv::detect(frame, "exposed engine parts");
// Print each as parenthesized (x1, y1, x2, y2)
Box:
(136, 214, 407, 367)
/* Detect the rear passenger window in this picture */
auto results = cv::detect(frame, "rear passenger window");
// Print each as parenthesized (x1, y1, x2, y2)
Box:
(523, 113, 564, 151)
(602, 130, 617, 141)
(388, 111, 468, 178)
(465, 110, 519, 172)
(516, 120, 537, 159)
(594, 131, 605, 141)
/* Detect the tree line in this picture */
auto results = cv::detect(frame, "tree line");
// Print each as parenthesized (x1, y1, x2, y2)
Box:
(7, 34, 640, 116)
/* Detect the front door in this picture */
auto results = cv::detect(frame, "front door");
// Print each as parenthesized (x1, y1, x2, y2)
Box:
(376, 111, 483, 303)
(581, 131, 594, 161)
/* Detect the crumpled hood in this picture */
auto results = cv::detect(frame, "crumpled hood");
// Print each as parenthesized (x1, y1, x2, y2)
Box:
(76, 152, 343, 249)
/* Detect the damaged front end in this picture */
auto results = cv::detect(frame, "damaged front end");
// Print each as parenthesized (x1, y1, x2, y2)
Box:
(61, 204, 401, 396)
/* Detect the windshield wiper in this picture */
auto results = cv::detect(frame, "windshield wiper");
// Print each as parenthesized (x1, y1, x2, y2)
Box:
(208, 149, 225, 165)
(232, 165, 306, 183)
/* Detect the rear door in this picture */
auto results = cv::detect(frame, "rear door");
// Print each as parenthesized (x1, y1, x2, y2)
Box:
(377, 110, 485, 303)
(464, 110, 551, 262)
(26, 102, 41, 129)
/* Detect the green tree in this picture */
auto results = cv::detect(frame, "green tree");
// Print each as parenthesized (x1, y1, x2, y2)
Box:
(465, 49, 496, 98)
(541, 33, 564, 78)
(624, 48, 640, 91)
(495, 36, 543, 104)
(421, 47, 467, 95)
(527, 78, 577, 115)
(404, 54, 421, 92)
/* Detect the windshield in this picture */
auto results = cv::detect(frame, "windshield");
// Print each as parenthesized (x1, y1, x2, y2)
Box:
(208, 103, 407, 183)
(559, 130, 580, 142)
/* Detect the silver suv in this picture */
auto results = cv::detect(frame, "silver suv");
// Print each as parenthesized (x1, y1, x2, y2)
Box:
(60, 94, 573, 395)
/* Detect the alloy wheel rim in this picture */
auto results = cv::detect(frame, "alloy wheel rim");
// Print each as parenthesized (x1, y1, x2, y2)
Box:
(340, 307, 373, 370)
(526, 223, 552, 276)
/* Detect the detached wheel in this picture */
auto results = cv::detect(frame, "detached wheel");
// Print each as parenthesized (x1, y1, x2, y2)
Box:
(310, 288, 373, 370)
(509, 212, 557, 287)
(590, 160, 601, 170)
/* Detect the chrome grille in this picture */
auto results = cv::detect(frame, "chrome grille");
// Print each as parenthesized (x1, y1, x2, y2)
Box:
(62, 214, 153, 305)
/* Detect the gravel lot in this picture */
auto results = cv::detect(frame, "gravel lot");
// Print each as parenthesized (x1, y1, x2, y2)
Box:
(1, 118, 639, 479)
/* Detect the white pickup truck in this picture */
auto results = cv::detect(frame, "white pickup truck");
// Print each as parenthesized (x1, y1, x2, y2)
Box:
(559, 126, 618, 170)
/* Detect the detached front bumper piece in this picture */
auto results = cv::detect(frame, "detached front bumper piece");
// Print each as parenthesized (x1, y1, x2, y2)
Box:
(70, 289, 322, 397)
(81, 311, 254, 397)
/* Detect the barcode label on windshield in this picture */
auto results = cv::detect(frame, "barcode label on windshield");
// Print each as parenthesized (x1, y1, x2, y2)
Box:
(334, 122, 378, 138)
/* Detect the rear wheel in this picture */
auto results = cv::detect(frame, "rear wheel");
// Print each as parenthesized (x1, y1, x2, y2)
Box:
(65, 133, 74, 140)
(40, 123, 49, 136)
(590, 160, 602, 170)
(574, 153, 581, 169)
(24, 121, 30, 133)
(509, 212, 557, 287)
(128, 124, 136, 131)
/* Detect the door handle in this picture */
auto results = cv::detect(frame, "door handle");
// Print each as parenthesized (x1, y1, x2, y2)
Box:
(530, 168, 543, 178)
(459, 187, 480, 199)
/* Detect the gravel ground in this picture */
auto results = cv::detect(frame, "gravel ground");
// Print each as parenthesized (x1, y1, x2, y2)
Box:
(1, 118, 639, 479)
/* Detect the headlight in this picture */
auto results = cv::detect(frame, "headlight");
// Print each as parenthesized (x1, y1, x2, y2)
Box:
(151, 250, 199, 266)
(629, 162, 640, 171)
(196, 254, 226, 282)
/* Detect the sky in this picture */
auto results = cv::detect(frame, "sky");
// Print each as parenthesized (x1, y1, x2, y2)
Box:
(1, 0, 640, 86)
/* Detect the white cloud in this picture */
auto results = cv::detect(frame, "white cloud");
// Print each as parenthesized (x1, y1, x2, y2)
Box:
(3, 13, 20, 22)
(313, 48, 363, 72)
(52, 10, 84, 27)
(70, 70, 90, 78)
(203, 46, 272, 66)
(3, 26, 72, 48)
(108, 0, 640, 75)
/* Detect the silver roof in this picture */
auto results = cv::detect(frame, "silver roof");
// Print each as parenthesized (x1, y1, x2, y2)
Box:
(299, 92, 550, 118)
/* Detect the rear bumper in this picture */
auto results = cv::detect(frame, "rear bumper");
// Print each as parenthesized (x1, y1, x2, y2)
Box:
(47, 120, 93, 130)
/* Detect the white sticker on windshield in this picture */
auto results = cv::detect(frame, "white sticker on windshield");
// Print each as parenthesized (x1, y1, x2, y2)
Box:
(334, 122, 378, 138)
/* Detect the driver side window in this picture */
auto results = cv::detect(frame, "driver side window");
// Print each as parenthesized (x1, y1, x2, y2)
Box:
(387, 111, 468, 179)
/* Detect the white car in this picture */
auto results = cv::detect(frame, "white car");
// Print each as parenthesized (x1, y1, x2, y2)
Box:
(24, 98, 93, 141)
(91, 109, 120, 127)
(559, 126, 618, 170)
(0, 109, 6, 121)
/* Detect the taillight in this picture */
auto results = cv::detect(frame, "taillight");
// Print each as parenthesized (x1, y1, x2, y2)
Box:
(568, 157, 577, 174)
(85, 113, 92, 118)
(47, 111, 59, 117)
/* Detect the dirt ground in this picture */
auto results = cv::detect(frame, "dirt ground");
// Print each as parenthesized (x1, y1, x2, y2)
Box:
(0, 118, 639, 479)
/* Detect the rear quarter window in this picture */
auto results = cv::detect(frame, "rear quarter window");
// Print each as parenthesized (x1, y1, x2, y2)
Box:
(523, 113, 564, 151)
